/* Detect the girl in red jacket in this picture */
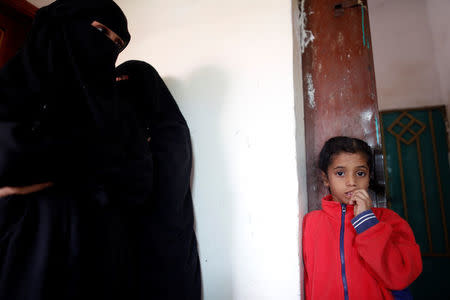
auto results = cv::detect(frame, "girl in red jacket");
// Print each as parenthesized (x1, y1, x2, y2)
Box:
(303, 136, 422, 300)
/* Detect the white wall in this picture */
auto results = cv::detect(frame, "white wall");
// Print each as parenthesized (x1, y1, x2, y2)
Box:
(292, 1, 308, 297)
(369, 0, 450, 117)
(426, 0, 450, 117)
(115, 1, 303, 299)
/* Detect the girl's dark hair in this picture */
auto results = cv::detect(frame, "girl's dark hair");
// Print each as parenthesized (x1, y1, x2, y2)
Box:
(318, 136, 373, 174)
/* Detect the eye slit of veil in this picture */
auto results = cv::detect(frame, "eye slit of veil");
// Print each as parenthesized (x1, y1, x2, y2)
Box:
(115, 74, 129, 82)
(90, 20, 125, 51)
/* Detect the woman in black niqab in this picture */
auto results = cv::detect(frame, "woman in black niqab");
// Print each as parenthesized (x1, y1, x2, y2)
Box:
(116, 60, 201, 300)
(0, 1, 148, 299)
(0, 0, 132, 184)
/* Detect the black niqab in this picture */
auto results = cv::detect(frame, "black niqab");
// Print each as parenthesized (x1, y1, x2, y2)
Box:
(0, 1, 143, 299)
(0, 0, 131, 186)
(116, 60, 201, 300)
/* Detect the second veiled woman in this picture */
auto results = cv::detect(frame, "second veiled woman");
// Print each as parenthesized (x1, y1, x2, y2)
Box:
(116, 60, 202, 300)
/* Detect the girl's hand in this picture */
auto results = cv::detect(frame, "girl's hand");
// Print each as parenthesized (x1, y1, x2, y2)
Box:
(349, 189, 372, 216)
(0, 182, 54, 198)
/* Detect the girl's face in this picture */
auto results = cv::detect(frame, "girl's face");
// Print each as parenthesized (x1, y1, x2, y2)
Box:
(322, 152, 370, 204)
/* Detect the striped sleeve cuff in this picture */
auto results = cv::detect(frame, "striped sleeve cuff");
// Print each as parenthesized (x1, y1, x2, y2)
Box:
(351, 210, 379, 234)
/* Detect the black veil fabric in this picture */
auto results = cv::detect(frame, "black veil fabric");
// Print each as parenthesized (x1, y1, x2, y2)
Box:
(0, 1, 149, 299)
(0, 0, 132, 186)
(116, 60, 202, 300)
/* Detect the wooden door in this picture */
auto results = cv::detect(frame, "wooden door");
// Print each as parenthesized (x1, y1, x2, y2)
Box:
(381, 106, 450, 299)
(0, 0, 37, 67)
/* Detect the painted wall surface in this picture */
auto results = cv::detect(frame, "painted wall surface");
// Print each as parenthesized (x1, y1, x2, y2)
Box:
(292, 1, 308, 296)
(27, 0, 306, 299)
(426, 0, 450, 118)
(117, 1, 304, 299)
(369, 0, 449, 117)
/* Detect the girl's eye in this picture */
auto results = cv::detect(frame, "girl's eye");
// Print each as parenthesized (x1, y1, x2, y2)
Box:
(95, 26, 105, 33)
(336, 171, 344, 176)
(356, 171, 366, 177)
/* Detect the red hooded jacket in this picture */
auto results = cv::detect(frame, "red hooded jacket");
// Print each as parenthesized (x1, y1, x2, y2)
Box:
(303, 195, 422, 300)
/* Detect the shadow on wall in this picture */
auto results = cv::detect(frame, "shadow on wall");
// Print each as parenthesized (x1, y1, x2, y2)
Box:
(164, 66, 235, 300)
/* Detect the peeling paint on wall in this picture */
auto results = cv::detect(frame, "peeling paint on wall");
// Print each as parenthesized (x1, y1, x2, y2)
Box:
(338, 32, 344, 46)
(300, 0, 315, 54)
(361, 109, 373, 135)
(306, 73, 316, 108)
(361, 110, 373, 122)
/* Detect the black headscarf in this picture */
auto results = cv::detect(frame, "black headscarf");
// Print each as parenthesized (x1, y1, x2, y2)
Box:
(116, 60, 201, 300)
(0, 0, 131, 186)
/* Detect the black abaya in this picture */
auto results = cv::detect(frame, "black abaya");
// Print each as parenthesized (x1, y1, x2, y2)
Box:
(116, 60, 202, 300)
(0, 1, 149, 299)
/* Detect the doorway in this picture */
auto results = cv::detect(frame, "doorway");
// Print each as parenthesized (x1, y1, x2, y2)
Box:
(381, 106, 450, 299)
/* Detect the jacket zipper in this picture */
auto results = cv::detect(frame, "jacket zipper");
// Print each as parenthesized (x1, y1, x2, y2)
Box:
(340, 203, 349, 300)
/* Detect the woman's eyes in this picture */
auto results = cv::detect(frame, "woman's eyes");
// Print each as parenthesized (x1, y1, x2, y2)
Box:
(94, 27, 123, 49)
(114, 39, 124, 48)
(91, 21, 125, 51)
(95, 26, 105, 33)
